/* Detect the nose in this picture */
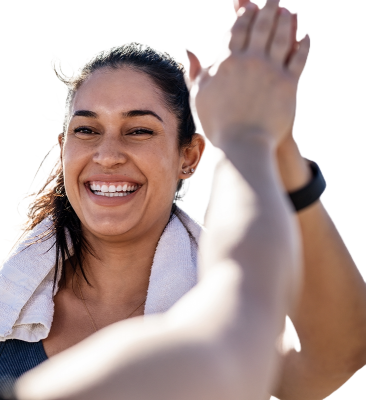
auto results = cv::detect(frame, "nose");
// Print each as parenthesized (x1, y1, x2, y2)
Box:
(92, 135, 128, 169)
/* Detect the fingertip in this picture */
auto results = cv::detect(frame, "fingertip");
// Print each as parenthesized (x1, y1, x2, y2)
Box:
(237, 7, 245, 17)
(186, 49, 200, 64)
(184, 47, 193, 60)
(301, 34, 311, 48)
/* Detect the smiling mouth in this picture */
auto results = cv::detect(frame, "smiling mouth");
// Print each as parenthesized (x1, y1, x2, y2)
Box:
(88, 181, 140, 197)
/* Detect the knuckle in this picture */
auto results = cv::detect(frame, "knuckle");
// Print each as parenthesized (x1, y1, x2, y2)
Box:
(222, 56, 237, 70)
(272, 34, 289, 48)
(255, 17, 271, 32)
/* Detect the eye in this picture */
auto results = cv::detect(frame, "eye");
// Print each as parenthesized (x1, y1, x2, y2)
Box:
(128, 128, 154, 136)
(73, 126, 99, 138)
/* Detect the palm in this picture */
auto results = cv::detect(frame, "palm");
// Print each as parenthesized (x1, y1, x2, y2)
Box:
(187, 0, 299, 147)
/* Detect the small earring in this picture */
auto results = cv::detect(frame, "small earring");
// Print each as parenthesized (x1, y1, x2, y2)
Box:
(182, 170, 187, 174)
(190, 168, 195, 173)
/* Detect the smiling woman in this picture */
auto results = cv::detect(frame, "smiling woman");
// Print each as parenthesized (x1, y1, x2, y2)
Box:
(2, 1, 366, 399)
(44, 60, 206, 354)
(0, 43, 205, 388)
(26, 45, 204, 290)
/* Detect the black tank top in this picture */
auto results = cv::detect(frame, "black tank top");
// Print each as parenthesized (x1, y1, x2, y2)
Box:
(0, 340, 47, 398)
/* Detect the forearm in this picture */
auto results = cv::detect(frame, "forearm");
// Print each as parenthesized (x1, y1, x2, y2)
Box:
(16, 135, 300, 400)
(274, 138, 366, 399)
(199, 136, 299, 296)
(198, 134, 301, 398)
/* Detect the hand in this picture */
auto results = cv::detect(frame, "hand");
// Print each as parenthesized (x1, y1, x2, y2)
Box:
(232, 0, 299, 68)
(188, 0, 310, 149)
(187, 0, 299, 83)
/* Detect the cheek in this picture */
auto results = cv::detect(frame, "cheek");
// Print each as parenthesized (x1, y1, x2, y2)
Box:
(62, 142, 88, 200)
(157, 150, 179, 173)
(139, 141, 181, 193)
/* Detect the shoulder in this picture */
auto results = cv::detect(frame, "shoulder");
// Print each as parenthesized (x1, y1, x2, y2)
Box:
(0, 339, 47, 371)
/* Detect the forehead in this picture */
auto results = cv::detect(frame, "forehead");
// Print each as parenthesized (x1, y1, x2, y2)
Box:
(71, 68, 171, 119)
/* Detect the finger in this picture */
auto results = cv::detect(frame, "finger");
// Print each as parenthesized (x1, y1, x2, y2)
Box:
(225, 0, 257, 34)
(268, 8, 293, 65)
(288, 35, 310, 78)
(247, 0, 280, 53)
(226, 0, 253, 48)
(184, 47, 204, 90)
(291, 13, 298, 46)
(233, 0, 251, 13)
(229, 3, 258, 52)
(286, 11, 299, 65)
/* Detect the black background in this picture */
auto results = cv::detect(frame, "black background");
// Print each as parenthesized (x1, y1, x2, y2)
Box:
(0, 0, 365, 399)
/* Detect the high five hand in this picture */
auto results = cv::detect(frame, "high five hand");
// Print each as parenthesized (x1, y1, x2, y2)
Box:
(188, 0, 310, 149)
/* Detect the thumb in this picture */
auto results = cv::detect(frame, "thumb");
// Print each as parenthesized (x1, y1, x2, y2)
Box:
(186, 50, 202, 82)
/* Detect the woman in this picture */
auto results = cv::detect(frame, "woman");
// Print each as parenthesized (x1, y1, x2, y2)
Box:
(0, 44, 205, 358)
(3, 1, 364, 399)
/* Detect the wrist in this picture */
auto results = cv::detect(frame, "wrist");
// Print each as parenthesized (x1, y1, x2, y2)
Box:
(276, 137, 311, 192)
(216, 125, 276, 154)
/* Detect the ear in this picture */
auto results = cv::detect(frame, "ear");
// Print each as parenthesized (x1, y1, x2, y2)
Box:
(179, 134, 205, 180)
(58, 133, 64, 160)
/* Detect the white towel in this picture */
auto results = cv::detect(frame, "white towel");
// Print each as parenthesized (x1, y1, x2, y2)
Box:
(0, 208, 201, 342)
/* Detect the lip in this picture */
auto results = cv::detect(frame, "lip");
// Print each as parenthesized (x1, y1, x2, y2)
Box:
(84, 182, 141, 207)
(85, 174, 142, 185)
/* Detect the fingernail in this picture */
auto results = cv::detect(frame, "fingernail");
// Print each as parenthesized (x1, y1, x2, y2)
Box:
(237, 6, 245, 16)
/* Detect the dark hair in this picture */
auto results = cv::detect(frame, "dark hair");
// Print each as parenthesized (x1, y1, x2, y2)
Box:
(26, 43, 196, 289)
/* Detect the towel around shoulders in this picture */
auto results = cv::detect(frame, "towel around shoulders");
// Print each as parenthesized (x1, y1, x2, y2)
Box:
(0, 208, 201, 342)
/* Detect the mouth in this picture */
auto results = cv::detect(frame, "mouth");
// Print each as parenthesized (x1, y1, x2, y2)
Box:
(87, 181, 141, 197)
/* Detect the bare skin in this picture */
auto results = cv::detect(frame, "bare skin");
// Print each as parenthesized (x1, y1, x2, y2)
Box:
(188, 0, 366, 400)
(16, 1, 304, 399)
(15, 1, 366, 399)
(43, 258, 149, 357)
(43, 68, 205, 357)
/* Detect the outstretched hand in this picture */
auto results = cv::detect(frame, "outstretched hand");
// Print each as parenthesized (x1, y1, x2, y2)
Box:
(234, 0, 300, 69)
(188, 0, 310, 149)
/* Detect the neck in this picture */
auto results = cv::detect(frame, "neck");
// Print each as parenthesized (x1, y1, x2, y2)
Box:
(71, 212, 172, 306)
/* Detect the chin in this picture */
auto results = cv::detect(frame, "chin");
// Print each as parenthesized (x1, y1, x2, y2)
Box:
(82, 215, 138, 239)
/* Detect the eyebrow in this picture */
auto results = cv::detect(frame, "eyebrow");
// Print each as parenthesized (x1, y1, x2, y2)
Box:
(72, 109, 163, 122)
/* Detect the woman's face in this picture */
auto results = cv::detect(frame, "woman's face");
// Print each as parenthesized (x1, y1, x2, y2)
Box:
(62, 67, 190, 241)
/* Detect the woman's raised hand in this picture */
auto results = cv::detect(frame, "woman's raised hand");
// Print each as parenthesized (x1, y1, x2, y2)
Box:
(188, 0, 310, 149)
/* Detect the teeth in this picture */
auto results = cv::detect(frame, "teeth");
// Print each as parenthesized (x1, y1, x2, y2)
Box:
(89, 181, 140, 195)
(94, 191, 133, 197)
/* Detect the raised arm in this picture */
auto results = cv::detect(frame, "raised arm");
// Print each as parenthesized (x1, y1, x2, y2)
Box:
(15, 151, 298, 400)
(231, 1, 366, 398)
(15, 1, 302, 399)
